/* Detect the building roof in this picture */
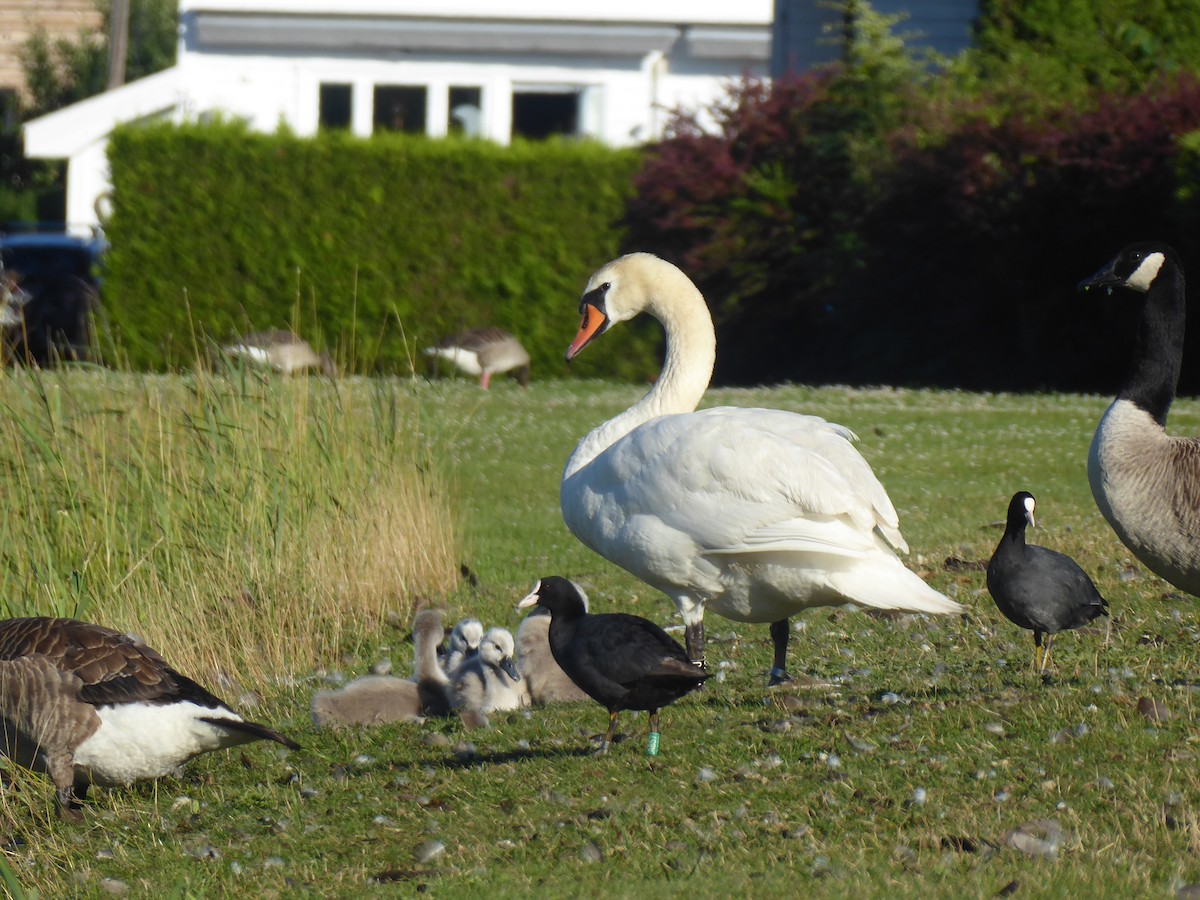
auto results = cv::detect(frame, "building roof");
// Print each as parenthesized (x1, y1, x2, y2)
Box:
(24, 67, 183, 158)
(180, 0, 772, 27)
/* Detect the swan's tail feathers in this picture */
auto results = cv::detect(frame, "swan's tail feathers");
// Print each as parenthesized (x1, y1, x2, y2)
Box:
(830, 564, 963, 616)
(874, 522, 909, 555)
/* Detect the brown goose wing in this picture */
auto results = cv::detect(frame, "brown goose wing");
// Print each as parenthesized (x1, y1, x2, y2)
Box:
(441, 327, 512, 352)
(0, 618, 229, 709)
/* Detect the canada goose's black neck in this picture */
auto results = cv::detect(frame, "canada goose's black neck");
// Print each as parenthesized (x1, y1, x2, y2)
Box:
(1121, 260, 1185, 427)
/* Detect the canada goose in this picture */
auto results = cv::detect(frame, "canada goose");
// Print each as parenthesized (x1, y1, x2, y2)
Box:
(311, 608, 456, 727)
(453, 628, 529, 713)
(0, 617, 298, 821)
(518, 577, 709, 754)
(516, 605, 590, 705)
(424, 327, 530, 388)
(1078, 242, 1200, 595)
(986, 492, 1110, 673)
(442, 618, 484, 677)
(560, 253, 962, 681)
(222, 329, 336, 376)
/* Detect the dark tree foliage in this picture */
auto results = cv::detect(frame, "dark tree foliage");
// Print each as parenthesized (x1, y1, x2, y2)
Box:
(625, 72, 893, 384)
(830, 73, 1200, 392)
(972, 0, 1200, 99)
(624, 66, 1200, 391)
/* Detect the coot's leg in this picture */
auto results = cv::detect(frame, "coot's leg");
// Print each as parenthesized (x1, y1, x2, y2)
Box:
(1033, 631, 1046, 674)
(598, 709, 620, 754)
(1039, 632, 1056, 676)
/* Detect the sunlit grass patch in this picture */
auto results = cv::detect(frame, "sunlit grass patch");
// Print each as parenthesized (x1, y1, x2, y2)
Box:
(0, 366, 460, 683)
(1, 378, 1200, 896)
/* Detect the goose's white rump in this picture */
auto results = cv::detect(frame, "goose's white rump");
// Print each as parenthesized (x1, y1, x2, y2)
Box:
(560, 253, 961, 679)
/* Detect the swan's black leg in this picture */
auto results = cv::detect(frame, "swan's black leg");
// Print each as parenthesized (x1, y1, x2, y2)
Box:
(768, 618, 793, 685)
(684, 621, 706, 669)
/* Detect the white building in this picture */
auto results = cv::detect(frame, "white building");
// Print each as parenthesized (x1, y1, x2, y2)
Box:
(23, 0, 772, 235)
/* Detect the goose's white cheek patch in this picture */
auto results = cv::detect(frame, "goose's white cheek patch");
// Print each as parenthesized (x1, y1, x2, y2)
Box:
(1126, 252, 1165, 293)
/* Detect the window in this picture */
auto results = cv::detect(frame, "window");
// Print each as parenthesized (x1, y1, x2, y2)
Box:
(318, 83, 352, 131)
(373, 86, 427, 134)
(448, 86, 482, 137)
(512, 89, 579, 140)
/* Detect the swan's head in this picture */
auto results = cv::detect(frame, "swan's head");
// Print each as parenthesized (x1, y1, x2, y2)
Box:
(567, 253, 675, 360)
(479, 627, 520, 680)
(411, 608, 445, 646)
(449, 618, 484, 653)
(1078, 241, 1177, 295)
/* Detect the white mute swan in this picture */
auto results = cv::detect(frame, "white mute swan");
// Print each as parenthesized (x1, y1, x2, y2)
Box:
(561, 253, 962, 682)
(1078, 242, 1200, 596)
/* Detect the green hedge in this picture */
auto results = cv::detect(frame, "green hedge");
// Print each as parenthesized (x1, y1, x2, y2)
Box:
(103, 122, 658, 379)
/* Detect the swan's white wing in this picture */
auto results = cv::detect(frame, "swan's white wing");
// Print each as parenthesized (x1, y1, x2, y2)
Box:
(562, 407, 905, 582)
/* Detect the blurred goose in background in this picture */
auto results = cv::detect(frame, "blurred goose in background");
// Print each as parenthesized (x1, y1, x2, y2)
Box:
(441, 617, 483, 677)
(453, 627, 528, 713)
(560, 253, 962, 683)
(1078, 242, 1200, 596)
(986, 492, 1110, 673)
(424, 327, 530, 389)
(517, 596, 590, 705)
(223, 329, 336, 376)
(518, 577, 708, 754)
(0, 617, 298, 821)
(311, 608, 456, 728)
(0, 271, 30, 329)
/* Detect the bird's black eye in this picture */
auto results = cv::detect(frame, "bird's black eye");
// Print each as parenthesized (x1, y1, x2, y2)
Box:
(600, 282, 611, 292)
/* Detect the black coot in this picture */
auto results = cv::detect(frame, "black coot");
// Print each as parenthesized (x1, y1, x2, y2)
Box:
(517, 577, 709, 754)
(986, 492, 1110, 674)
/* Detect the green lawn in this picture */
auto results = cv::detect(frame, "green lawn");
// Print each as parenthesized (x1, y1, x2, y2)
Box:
(4, 373, 1200, 898)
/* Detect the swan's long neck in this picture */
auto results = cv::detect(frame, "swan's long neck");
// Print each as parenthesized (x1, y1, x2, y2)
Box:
(413, 622, 449, 685)
(1120, 262, 1185, 427)
(564, 272, 716, 479)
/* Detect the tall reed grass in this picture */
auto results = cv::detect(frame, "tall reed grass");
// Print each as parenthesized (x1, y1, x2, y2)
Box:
(0, 364, 461, 687)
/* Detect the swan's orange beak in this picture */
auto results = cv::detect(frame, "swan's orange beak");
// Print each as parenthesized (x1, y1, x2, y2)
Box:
(566, 303, 608, 361)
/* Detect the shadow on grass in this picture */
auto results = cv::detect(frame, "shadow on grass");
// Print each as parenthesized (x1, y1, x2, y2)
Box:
(428, 744, 599, 769)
